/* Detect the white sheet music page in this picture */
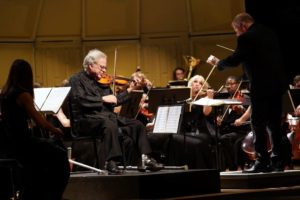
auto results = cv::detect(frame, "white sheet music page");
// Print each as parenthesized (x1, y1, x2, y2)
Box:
(34, 87, 71, 114)
(34, 88, 52, 111)
(153, 105, 182, 133)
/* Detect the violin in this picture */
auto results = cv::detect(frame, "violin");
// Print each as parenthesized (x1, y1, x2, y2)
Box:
(98, 73, 131, 86)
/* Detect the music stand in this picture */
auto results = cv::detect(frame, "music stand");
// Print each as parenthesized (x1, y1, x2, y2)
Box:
(148, 87, 191, 114)
(283, 89, 300, 114)
(167, 80, 188, 88)
(152, 105, 184, 134)
(192, 98, 242, 170)
(119, 90, 143, 119)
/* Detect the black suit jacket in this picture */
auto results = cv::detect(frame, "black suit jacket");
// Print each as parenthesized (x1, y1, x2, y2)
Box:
(217, 23, 288, 98)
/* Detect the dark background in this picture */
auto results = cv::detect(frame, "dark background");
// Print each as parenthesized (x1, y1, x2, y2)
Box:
(245, 0, 300, 85)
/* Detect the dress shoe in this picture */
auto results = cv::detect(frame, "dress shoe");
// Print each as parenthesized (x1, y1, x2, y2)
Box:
(243, 161, 272, 173)
(272, 160, 284, 172)
(144, 157, 164, 172)
(105, 160, 123, 175)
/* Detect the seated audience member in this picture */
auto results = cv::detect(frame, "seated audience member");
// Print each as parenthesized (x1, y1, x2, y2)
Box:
(0, 59, 70, 200)
(68, 49, 163, 174)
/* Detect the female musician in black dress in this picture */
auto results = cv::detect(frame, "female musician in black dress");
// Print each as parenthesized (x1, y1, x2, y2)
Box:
(168, 75, 214, 169)
(0, 59, 70, 200)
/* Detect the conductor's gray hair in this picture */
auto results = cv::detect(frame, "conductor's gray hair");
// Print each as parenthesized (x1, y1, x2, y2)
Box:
(232, 12, 254, 28)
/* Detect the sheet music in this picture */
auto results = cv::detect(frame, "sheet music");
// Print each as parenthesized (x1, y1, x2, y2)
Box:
(153, 105, 182, 133)
(34, 87, 71, 114)
(34, 88, 52, 111)
(192, 97, 242, 106)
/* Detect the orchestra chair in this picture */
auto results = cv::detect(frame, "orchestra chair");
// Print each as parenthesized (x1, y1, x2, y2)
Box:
(0, 158, 22, 200)
(0, 119, 22, 199)
(66, 97, 128, 172)
(66, 96, 104, 171)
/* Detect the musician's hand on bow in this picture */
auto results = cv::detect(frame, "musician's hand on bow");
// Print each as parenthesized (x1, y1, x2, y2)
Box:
(217, 115, 223, 126)
(102, 94, 117, 104)
(206, 55, 220, 66)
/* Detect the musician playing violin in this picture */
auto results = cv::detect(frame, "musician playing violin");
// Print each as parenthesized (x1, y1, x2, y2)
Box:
(68, 49, 163, 174)
(216, 76, 251, 171)
(170, 74, 215, 169)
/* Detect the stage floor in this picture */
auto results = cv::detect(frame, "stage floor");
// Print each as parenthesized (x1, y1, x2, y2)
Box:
(64, 168, 220, 200)
(63, 169, 300, 200)
(220, 169, 300, 189)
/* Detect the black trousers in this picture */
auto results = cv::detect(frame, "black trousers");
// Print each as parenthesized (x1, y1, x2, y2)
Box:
(75, 114, 151, 162)
(251, 94, 288, 164)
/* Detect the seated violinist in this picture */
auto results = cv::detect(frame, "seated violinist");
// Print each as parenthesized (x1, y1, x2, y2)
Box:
(217, 76, 251, 171)
(68, 49, 163, 174)
(165, 74, 215, 169)
(130, 71, 154, 126)
(184, 75, 215, 137)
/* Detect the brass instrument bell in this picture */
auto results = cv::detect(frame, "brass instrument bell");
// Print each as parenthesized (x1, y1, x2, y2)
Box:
(183, 55, 200, 80)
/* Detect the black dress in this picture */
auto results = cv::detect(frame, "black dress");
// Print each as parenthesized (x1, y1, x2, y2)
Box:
(1, 87, 70, 200)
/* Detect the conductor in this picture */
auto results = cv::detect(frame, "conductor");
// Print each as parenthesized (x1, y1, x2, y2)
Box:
(207, 13, 289, 173)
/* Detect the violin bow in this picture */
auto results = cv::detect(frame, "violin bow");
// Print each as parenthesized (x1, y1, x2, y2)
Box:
(112, 47, 118, 95)
(287, 89, 296, 112)
(192, 65, 217, 102)
(134, 80, 154, 120)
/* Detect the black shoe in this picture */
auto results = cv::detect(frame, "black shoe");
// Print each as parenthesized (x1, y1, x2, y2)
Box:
(272, 160, 284, 172)
(144, 158, 164, 172)
(105, 160, 123, 175)
(242, 161, 272, 173)
(137, 165, 147, 172)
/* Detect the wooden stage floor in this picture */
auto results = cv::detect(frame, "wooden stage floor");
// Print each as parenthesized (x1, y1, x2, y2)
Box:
(63, 168, 300, 200)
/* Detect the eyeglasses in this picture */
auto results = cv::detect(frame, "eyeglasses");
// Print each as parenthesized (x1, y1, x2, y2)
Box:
(94, 63, 107, 70)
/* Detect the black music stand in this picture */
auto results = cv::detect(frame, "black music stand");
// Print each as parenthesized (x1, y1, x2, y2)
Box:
(148, 87, 191, 114)
(192, 98, 242, 170)
(167, 80, 188, 88)
(290, 89, 300, 106)
(119, 90, 143, 119)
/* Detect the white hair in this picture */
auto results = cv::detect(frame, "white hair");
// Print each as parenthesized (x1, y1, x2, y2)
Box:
(188, 75, 210, 90)
(82, 49, 107, 71)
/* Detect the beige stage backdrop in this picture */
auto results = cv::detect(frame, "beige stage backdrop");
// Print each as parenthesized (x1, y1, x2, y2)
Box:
(0, 0, 244, 89)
